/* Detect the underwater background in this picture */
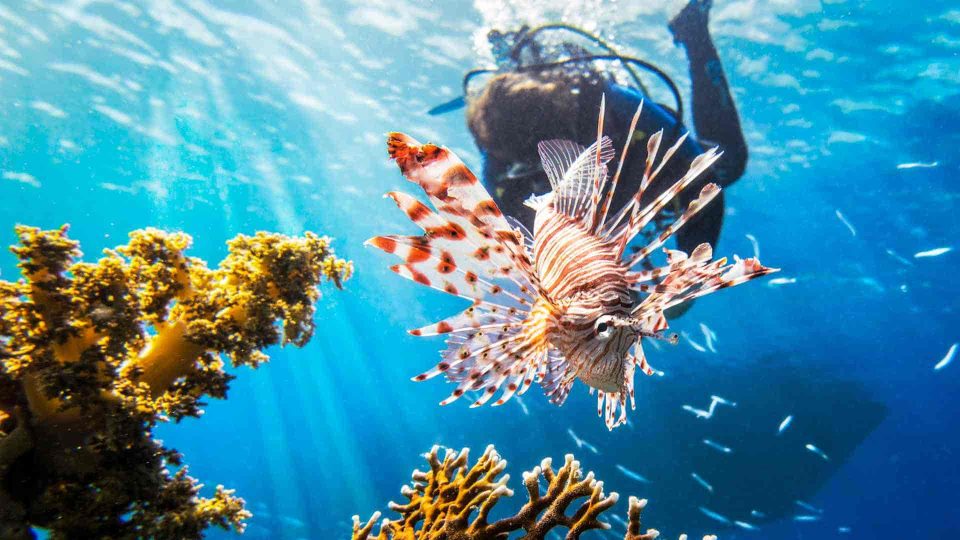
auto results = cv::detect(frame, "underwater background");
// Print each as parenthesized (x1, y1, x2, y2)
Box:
(0, 0, 958, 538)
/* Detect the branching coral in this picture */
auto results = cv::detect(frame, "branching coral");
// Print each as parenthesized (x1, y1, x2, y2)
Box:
(352, 445, 715, 540)
(0, 225, 351, 539)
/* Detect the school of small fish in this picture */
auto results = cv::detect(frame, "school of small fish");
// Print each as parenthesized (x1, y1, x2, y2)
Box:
(830, 165, 954, 401)
(553, 384, 847, 534)
(659, 385, 846, 531)
(370, 99, 776, 429)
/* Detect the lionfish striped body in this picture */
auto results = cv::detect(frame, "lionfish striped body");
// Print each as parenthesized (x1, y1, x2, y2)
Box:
(369, 99, 777, 429)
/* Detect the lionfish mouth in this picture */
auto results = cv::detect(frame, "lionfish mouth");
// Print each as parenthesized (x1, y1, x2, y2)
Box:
(609, 315, 680, 345)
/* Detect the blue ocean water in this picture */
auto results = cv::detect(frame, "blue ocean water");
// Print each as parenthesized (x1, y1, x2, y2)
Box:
(1, 0, 958, 538)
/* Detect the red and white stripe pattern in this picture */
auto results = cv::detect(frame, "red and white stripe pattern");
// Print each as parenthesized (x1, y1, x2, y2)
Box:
(370, 100, 777, 430)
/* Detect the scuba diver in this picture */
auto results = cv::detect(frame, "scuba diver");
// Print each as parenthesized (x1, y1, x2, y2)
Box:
(431, 0, 746, 278)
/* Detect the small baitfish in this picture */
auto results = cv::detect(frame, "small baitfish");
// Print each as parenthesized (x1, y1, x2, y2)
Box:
(369, 98, 777, 429)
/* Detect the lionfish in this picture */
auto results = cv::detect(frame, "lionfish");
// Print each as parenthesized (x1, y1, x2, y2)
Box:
(368, 99, 777, 429)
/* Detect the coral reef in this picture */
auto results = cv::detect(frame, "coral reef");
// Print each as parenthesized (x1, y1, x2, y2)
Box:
(352, 445, 715, 540)
(0, 225, 351, 539)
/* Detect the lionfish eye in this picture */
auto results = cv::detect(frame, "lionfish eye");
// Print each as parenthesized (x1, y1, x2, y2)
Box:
(594, 316, 615, 340)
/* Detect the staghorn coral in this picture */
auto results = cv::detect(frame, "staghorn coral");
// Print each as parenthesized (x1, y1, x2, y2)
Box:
(352, 445, 715, 540)
(0, 224, 351, 539)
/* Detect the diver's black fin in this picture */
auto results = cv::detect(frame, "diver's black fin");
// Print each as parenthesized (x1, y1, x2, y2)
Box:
(428, 95, 466, 116)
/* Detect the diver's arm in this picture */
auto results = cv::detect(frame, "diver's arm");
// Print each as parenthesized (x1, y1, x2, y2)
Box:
(670, 1, 747, 187)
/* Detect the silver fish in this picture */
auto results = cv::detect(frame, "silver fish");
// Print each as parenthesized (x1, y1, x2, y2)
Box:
(745, 233, 760, 259)
(795, 500, 823, 514)
(934, 343, 957, 371)
(699, 506, 731, 524)
(616, 463, 651, 483)
(699, 322, 718, 353)
(914, 247, 952, 258)
(691, 472, 713, 492)
(704, 438, 733, 454)
(805, 443, 830, 461)
(778, 415, 793, 434)
(567, 428, 599, 454)
(835, 209, 857, 237)
(896, 160, 938, 169)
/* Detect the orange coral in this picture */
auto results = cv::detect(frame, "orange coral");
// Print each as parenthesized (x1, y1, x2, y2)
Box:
(352, 445, 714, 540)
(0, 225, 351, 539)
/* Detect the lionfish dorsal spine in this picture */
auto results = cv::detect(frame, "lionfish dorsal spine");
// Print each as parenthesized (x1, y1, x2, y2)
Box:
(594, 100, 644, 234)
(615, 145, 722, 259)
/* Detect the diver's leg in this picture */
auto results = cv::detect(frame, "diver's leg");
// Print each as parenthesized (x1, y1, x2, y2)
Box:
(669, 0, 747, 187)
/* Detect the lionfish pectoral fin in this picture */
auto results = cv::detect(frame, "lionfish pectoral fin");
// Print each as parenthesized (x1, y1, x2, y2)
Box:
(425, 330, 548, 409)
(375, 135, 542, 308)
(387, 131, 513, 231)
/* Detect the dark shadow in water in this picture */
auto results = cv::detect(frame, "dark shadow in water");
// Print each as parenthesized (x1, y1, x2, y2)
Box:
(630, 352, 888, 533)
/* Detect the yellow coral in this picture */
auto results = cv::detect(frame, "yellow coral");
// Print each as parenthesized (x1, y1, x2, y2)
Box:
(0, 224, 350, 539)
(353, 445, 713, 540)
